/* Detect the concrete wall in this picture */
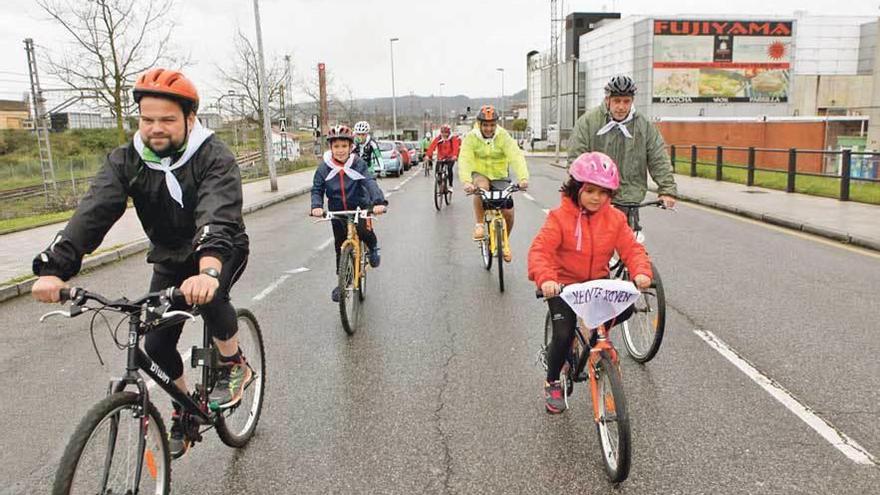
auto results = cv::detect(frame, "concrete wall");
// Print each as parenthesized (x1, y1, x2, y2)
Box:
(792, 75, 874, 115)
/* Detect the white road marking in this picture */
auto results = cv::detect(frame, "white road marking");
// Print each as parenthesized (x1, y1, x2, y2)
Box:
(315, 237, 333, 251)
(252, 275, 290, 301)
(542, 208, 549, 215)
(285, 267, 310, 274)
(694, 329, 878, 466)
(522, 192, 536, 202)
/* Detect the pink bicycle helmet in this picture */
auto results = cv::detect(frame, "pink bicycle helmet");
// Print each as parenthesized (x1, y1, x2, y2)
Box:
(569, 152, 620, 191)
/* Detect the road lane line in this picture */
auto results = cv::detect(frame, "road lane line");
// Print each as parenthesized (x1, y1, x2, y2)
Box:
(694, 328, 878, 466)
(315, 237, 333, 251)
(522, 192, 536, 202)
(252, 275, 290, 301)
(285, 267, 310, 274)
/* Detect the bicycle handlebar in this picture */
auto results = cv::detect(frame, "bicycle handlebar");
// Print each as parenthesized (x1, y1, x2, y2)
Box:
(44, 287, 193, 322)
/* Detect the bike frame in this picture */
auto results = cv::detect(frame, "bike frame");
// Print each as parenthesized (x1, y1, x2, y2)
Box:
(340, 220, 364, 291)
(585, 323, 620, 424)
(104, 311, 217, 492)
(485, 209, 509, 257)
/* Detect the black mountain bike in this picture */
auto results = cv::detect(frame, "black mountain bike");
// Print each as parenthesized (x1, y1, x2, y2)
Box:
(44, 287, 265, 495)
(609, 199, 669, 363)
(433, 159, 454, 211)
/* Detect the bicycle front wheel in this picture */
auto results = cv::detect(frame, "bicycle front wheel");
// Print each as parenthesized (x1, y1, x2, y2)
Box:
(433, 174, 442, 211)
(621, 263, 667, 363)
(337, 244, 361, 335)
(495, 220, 505, 292)
(53, 392, 170, 495)
(216, 308, 266, 448)
(594, 354, 631, 483)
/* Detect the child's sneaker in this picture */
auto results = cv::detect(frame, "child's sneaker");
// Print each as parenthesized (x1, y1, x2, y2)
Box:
(368, 247, 381, 268)
(544, 380, 567, 414)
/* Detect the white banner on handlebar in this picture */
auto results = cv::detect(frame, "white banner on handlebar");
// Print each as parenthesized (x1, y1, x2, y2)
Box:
(560, 279, 641, 329)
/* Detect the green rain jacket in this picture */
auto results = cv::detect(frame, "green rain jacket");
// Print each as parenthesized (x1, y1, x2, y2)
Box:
(567, 104, 677, 204)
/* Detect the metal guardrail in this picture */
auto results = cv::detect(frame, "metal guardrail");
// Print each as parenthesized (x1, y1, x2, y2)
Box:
(669, 144, 880, 202)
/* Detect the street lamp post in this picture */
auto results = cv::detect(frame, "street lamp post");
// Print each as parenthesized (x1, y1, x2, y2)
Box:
(390, 37, 399, 140)
(439, 82, 445, 126)
(252, 0, 277, 191)
(496, 67, 505, 124)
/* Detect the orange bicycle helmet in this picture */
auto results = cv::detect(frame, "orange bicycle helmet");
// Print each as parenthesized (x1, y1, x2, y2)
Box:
(476, 105, 498, 122)
(133, 68, 200, 113)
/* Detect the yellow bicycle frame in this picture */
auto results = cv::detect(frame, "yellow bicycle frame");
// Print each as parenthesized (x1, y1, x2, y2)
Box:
(340, 221, 363, 290)
(484, 209, 510, 257)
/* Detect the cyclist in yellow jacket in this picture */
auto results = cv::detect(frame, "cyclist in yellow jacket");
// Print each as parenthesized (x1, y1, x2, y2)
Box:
(459, 105, 530, 261)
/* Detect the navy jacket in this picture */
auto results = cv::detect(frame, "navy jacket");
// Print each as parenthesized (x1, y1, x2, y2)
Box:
(311, 154, 388, 212)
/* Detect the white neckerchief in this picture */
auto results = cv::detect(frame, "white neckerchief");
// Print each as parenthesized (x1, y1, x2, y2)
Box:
(133, 119, 214, 208)
(596, 108, 635, 139)
(323, 151, 364, 181)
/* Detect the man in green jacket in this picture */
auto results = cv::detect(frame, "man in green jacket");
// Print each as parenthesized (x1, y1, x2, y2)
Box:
(567, 75, 677, 208)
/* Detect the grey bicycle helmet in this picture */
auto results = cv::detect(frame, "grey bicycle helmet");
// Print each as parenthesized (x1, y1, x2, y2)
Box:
(604, 75, 637, 97)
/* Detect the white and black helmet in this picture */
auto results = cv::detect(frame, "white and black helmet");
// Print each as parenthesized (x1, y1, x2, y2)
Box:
(604, 75, 637, 97)
(353, 121, 371, 134)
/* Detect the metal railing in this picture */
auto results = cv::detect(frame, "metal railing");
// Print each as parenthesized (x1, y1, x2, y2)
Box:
(669, 144, 880, 202)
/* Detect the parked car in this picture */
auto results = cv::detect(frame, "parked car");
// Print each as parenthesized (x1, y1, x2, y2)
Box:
(376, 140, 403, 177)
(395, 141, 412, 171)
(404, 141, 420, 164)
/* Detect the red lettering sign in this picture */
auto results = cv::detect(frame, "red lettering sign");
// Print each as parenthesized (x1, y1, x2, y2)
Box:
(654, 20, 792, 36)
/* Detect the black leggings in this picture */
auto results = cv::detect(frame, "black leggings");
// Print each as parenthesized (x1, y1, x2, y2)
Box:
(545, 295, 634, 382)
(144, 248, 248, 381)
(331, 217, 377, 272)
(438, 160, 455, 187)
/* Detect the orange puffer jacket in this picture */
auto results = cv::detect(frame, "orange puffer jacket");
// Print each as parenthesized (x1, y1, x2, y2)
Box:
(528, 195, 652, 288)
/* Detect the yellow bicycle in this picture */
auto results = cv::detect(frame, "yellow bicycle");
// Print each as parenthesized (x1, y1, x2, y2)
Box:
(473, 181, 520, 293)
(318, 208, 374, 335)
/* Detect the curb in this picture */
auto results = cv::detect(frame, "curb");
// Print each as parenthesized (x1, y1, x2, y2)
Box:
(0, 186, 311, 304)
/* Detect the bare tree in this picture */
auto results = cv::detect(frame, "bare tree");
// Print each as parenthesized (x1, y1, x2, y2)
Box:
(216, 30, 287, 159)
(37, 0, 184, 144)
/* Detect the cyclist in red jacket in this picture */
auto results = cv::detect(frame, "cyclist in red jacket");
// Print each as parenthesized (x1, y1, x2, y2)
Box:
(424, 124, 461, 188)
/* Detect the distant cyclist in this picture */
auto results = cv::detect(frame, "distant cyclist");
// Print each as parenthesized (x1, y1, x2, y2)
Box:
(352, 120, 383, 176)
(424, 124, 461, 188)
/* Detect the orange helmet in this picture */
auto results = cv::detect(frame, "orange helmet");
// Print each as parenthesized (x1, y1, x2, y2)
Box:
(476, 105, 498, 122)
(133, 68, 200, 113)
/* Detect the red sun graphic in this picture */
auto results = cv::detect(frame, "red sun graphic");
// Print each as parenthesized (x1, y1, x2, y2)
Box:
(767, 41, 787, 61)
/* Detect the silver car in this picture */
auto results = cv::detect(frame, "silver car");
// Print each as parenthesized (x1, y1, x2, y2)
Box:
(376, 140, 403, 177)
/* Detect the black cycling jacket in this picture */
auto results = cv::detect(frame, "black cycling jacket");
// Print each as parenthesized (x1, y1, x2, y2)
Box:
(33, 135, 249, 281)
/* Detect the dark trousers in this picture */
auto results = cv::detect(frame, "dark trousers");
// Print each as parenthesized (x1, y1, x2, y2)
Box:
(545, 295, 634, 381)
(331, 218, 377, 272)
(143, 248, 248, 381)
(439, 160, 455, 187)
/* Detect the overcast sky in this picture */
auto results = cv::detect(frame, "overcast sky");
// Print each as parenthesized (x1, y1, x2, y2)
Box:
(1, 0, 878, 108)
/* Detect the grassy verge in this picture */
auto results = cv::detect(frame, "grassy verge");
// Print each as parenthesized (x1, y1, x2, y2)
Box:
(673, 160, 880, 205)
(0, 210, 76, 235)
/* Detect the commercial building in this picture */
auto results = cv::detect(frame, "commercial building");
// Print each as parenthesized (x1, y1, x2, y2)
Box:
(527, 12, 879, 148)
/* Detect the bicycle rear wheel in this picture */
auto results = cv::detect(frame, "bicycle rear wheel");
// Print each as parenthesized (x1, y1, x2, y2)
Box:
(358, 241, 367, 302)
(620, 263, 666, 363)
(216, 308, 266, 448)
(338, 244, 361, 335)
(495, 220, 505, 292)
(53, 391, 170, 495)
(594, 354, 631, 483)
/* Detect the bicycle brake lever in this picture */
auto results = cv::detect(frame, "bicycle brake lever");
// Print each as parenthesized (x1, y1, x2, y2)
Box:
(39, 306, 90, 322)
(160, 310, 196, 321)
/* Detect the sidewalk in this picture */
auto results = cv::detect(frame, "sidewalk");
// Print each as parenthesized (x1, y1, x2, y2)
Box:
(665, 175, 880, 251)
(534, 157, 879, 252)
(0, 170, 315, 302)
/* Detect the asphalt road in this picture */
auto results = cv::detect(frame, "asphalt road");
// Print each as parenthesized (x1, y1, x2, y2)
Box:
(1, 159, 878, 494)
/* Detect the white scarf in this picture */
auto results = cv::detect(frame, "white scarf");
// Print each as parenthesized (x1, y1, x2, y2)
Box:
(323, 151, 364, 181)
(596, 108, 634, 139)
(133, 119, 214, 208)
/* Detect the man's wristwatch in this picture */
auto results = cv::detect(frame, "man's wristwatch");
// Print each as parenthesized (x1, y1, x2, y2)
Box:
(200, 267, 220, 280)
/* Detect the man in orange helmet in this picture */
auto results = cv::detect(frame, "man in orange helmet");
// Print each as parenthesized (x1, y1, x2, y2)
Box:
(31, 68, 250, 458)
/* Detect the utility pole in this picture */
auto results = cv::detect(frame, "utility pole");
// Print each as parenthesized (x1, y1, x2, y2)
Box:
(496, 68, 505, 123)
(24, 38, 57, 199)
(390, 37, 399, 140)
(278, 83, 288, 161)
(285, 54, 294, 127)
(252, 0, 278, 191)
(318, 63, 328, 143)
(550, 0, 565, 160)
